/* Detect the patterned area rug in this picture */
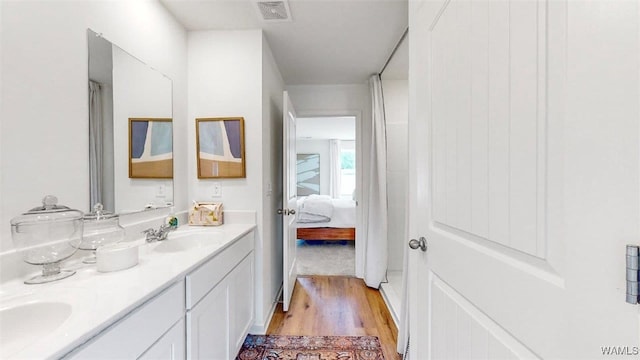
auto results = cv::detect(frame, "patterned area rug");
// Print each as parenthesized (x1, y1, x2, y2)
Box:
(236, 335, 384, 360)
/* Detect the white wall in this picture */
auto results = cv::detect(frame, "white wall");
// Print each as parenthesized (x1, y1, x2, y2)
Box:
(381, 80, 408, 272)
(286, 84, 371, 278)
(188, 30, 262, 209)
(188, 29, 283, 331)
(297, 139, 330, 196)
(0, 1, 187, 280)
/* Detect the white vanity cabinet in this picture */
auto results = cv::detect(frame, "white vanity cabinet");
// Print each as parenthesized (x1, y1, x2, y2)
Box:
(139, 318, 186, 360)
(186, 232, 254, 360)
(64, 280, 186, 360)
(59, 229, 255, 360)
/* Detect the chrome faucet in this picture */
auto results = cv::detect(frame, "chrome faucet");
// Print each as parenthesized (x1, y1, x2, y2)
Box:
(142, 223, 173, 243)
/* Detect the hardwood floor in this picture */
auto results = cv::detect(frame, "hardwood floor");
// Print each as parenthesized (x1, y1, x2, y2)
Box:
(266, 276, 401, 360)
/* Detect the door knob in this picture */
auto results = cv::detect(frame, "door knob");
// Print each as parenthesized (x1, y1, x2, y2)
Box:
(277, 209, 284, 215)
(409, 237, 427, 252)
(288, 209, 296, 215)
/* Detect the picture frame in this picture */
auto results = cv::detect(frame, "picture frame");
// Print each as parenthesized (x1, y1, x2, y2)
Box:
(196, 117, 246, 178)
(297, 153, 320, 196)
(129, 118, 173, 179)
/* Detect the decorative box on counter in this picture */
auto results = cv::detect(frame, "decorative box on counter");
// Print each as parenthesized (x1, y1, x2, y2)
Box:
(189, 201, 223, 226)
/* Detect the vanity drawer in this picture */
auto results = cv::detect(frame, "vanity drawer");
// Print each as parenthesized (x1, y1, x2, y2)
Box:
(65, 279, 185, 359)
(186, 232, 253, 310)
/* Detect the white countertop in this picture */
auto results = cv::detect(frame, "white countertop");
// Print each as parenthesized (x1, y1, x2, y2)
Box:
(0, 223, 256, 360)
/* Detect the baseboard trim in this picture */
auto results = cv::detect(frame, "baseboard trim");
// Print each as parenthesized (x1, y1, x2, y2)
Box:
(250, 284, 283, 334)
(379, 283, 400, 329)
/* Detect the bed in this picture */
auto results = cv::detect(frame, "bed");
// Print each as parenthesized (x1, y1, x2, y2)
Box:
(296, 196, 356, 241)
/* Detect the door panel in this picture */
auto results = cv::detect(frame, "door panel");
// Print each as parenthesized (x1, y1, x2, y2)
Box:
(431, 0, 545, 257)
(229, 255, 254, 356)
(409, 0, 640, 359)
(430, 276, 536, 359)
(187, 282, 228, 360)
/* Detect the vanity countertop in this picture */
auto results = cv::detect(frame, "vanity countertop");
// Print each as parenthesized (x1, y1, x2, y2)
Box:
(0, 223, 256, 360)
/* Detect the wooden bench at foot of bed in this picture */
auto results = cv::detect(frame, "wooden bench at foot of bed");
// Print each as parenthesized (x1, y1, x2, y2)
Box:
(296, 227, 355, 241)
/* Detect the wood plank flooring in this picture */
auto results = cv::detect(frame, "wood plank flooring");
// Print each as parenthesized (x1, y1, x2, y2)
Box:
(267, 276, 401, 360)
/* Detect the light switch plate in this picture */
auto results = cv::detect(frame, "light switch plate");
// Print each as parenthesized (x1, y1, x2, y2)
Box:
(156, 185, 166, 198)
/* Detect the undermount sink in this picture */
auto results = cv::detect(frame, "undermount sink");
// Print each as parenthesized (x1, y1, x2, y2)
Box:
(153, 232, 225, 253)
(0, 301, 72, 356)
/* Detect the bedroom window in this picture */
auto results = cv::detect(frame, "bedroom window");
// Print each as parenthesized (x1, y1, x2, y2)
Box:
(340, 148, 356, 200)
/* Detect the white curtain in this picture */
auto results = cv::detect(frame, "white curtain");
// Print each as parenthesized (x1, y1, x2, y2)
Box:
(89, 81, 103, 208)
(329, 139, 342, 199)
(364, 74, 388, 288)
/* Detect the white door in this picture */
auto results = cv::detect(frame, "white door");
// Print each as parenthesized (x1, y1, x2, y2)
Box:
(408, 1, 640, 359)
(282, 90, 298, 312)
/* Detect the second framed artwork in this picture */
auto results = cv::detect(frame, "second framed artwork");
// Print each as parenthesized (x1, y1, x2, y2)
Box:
(196, 117, 246, 178)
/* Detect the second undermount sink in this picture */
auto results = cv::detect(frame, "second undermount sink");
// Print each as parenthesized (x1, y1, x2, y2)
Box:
(0, 301, 72, 357)
(153, 231, 225, 253)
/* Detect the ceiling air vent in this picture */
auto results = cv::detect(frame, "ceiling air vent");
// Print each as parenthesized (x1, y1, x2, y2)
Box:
(255, 1, 292, 22)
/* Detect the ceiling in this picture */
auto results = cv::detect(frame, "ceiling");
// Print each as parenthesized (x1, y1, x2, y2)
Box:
(160, 0, 408, 85)
(380, 32, 408, 81)
(297, 116, 356, 140)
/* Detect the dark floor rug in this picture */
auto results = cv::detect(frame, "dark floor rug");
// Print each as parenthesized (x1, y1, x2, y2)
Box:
(236, 335, 384, 360)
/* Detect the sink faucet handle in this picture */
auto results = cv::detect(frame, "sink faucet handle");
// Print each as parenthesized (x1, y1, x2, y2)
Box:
(142, 228, 156, 235)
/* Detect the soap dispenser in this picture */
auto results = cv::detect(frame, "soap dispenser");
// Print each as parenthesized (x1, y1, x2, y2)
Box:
(167, 207, 178, 230)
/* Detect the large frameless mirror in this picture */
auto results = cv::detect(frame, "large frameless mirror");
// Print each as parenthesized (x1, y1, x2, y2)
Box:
(88, 29, 174, 214)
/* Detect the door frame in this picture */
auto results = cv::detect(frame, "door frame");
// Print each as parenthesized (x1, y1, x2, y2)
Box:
(294, 109, 365, 278)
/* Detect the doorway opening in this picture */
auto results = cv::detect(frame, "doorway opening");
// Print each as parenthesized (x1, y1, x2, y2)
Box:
(294, 116, 357, 276)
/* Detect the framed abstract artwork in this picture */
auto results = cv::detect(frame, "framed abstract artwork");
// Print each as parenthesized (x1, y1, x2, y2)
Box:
(128, 118, 173, 178)
(296, 153, 320, 196)
(196, 117, 246, 178)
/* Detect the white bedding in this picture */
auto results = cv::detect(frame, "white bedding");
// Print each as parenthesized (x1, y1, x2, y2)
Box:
(297, 194, 333, 223)
(296, 197, 356, 228)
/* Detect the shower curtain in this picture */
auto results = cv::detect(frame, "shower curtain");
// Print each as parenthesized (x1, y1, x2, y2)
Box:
(89, 81, 103, 208)
(364, 74, 388, 288)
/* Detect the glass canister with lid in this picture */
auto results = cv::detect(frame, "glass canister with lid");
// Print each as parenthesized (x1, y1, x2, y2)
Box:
(10, 195, 84, 284)
(79, 203, 125, 264)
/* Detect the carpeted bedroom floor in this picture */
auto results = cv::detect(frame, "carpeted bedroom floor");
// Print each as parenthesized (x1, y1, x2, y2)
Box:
(296, 240, 355, 276)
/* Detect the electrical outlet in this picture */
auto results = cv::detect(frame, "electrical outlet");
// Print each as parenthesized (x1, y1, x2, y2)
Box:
(212, 183, 222, 197)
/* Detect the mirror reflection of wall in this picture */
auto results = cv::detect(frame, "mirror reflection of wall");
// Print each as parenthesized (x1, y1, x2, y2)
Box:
(296, 116, 356, 200)
(88, 29, 174, 214)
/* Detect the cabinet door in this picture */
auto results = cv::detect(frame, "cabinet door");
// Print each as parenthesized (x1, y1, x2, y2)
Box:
(228, 255, 254, 357)
(187, 281, 229, 360)
(138, 318, 185, 360)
